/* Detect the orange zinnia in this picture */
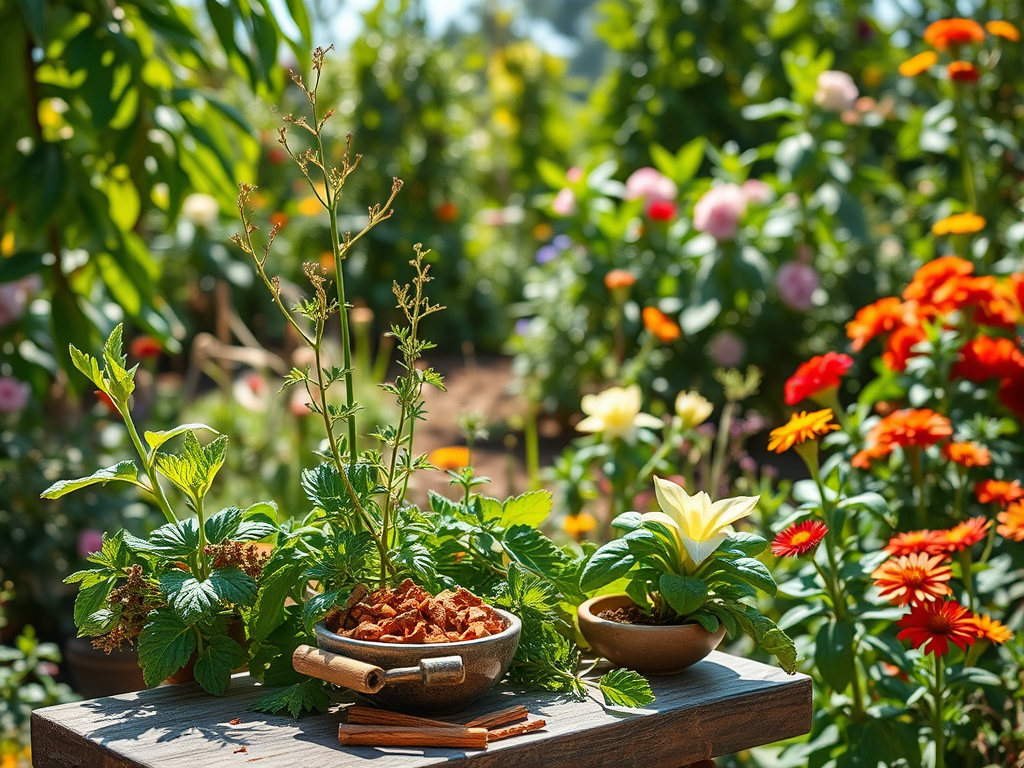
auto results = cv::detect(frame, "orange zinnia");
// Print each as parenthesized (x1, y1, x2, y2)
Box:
(885, 529, 946, 557)
(996, 502, 1024, 541)
(428, 446, 471, 470)
(882, 324, 929, 372)
(948, 61, 980, 82)
(871, 552, 953, 606)
(923, 18, 986, 50)
(767, 409, 840, 453)
(871, 408, 953, 449)
(975, 478, 1024, 507)
(896, 599, 979, 656)
(903, 256, 975, 306)
(942, 441, 991, 468)
(972, 614, 1013, 644)
(898, 51, 939, 77)
(986, 20, 1021, 42)
(932, 212, 985, 235)
(952, 335, 1024, 382)
(642, 307, 682, 343)
(936, 516, 991, 553)
(846, 297, 917, 351)
(604, 269, 636, 291)
(771, 520, 828, 557)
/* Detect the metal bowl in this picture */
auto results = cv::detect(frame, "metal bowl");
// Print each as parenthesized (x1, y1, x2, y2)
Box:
(314, 608, 521, 714)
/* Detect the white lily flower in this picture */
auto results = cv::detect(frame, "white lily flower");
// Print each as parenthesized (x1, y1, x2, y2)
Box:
(674, 390, 714, 431)
(641, 476, 759, 571)
(576, 385, 663, 442)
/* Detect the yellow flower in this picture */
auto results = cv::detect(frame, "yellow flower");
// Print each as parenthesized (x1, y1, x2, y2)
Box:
(986, 20, 1020, 42)
(576, 385, 663, 442)
(932, 212, 986, 235)
(674, 391, 714, 431)
(641, 476, 759, 571)
(898, 51, 939, 77)
(297, 196, 323, 216)
(767, 409, 839, 453)
(562, 512, 597, 537)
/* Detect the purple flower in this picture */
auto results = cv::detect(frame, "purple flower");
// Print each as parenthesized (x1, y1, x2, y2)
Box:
(514, 318, 532, 336)
(739, 456, 758, 474)
(552, 234, 573, 251)
(77, 529, 104, 559)
(535, 244, 560, 264)
(708, 331, 746, 367)
(0, 376, 30, 413)
(775, 261, 820, 312)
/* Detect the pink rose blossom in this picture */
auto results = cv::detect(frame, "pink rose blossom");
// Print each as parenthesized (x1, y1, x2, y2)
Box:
(775, 262, 821, 312)
(814, 71, 858, 113)
(551, 188, 577, 217)
(77, 529, 104, 559)
(625, 167, 678, 209)
(693, 184, 748, 241)
(708, 331, 746, 367)
(741, 179, 773, 205)
(566, 166, 584, 183)
(0, 376, 30, 413)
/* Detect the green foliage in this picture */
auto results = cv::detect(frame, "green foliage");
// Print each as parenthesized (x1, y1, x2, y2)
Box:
(137, 609, 197, 688)
(252, 678, 332, 719)
(40, 461, 139, 500)
(598, 668, 655, 709)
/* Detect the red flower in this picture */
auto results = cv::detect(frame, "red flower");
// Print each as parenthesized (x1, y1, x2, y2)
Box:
(936, 517, 991, 553)
(784, 352, 853, 406)
(435, 201, 459, 223)
(903, 256, 974, 311)
(923, 19, 986, 50)
(771, 520, 828, 557)
(948, 61, 980, 82)
(647, 201, 677, 221)
(941, 442, 991, 468)
(882, 325, 929, 372)
(642, 307, 682, 343)
(871, 552, 953, 606)
(846, 297, 915, 351)
(129, 336, 162, 359)
(885, 529, 946, 557)
(896, 599, 979, 656)
(975, 479, 1024, 507)
(952, 336, 1024, 382)
(999, 373, 1024, 416)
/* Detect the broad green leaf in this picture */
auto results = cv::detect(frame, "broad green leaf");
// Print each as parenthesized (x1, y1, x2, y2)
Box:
(205, 507, 243, 544)
(160, 571, 218, 624)
(689, 611, 720, 634)
(303, 589, 344, 633)
(235, 501, 279, 541)
(79, 608, 119, 637)
(194, 635, 246, 696)
(68, 345, 104, 389)
(208, 568, 257, 607)
(499, 490, 552, 529)
(579, 539, 635, 592)
(144, 423, 220, 451)
(73, 578, 115, 634)
(156, 431, 228, 503)
(502, 525, 571, 579)
(659, 573, 708, 616)
(815, 619, 856, 692)
(147, 519, 201, 559)
(477, 496, 503, 523)
(252, 679, 331, 718)
(598, 668, 655, 708)
(720, 531, 768, 557)
(138, 609, 197, 687)
(40, 461, 139, 499)
(251, 551, 306, 642)
(674, 136, 705, 184)
(710, 557, 777, 597)
(610, 511, 642, 532)
(725, 603, 797, 674)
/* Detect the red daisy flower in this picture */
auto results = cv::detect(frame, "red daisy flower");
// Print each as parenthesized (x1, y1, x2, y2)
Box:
(784, 352, 854, 406)
(771, 520, 828, 557)
(976, 479, 1024, 507)
(896, 599, 979, 656)
(884, 529, 946, 557)
(936, 517, 991, 553)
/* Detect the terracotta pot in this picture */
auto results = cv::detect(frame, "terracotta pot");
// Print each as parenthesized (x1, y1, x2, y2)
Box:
(63, 638, 147, 698)
(165, 616, 249, 685)
(577, 594, 726, 675)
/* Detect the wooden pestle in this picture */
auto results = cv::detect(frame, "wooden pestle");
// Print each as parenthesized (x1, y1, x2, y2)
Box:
(292, 645, 386, 694)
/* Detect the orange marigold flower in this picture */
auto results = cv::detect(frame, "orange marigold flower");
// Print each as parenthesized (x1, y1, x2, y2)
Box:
(771, 520, 828, 557)
(976, 478, 1024, 507)
(784, 352, 853, 406)
(899, 51, 939, 77)
(986, 20, 1021, 42)
(896, 599, 979, 656)
(885, 529, 946, 557)
(604, 269, 636, 291)
(936, 516, 991, 553)
(882, 324, 929, 372)
(870, 408, 953, 449)
(767, 409, 839, 453)
(972, 614, 1013, 644)
(562, 512, 597, 537)
(942, 442, 991, 467)
(435, 201, 459, 223)
(429, 446, 471, 470)
(948, 61, 980, 82)
(932, 212, 985, 235)
(903, 255, 975, 306)
(996, 502, 1024, 541)
(852, 442, 895, 469)
(871, 552, 953, 606)
(642, 306, 682, 343)
(952, 336, 1024, 382)
(129, 336, 162, 359)
(923, 18, 986, 50)
(846, 297, 917, 351)
(269, 211, 288, 228)
(961, 277, 1020, 329)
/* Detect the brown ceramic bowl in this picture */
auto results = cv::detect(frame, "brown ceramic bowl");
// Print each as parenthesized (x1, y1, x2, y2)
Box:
(578, 594, 726, 675)
(314, 608, 521, 714)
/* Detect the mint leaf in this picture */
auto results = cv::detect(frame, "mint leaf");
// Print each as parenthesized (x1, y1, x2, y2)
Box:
(598, 668, 655, 708)
(205, 507, 243, 544)
(499, 490, 552, 529)
(146, 519, 201, 559)
(194, 635, 246, 696)
(40, 461, 139, 499)
(68, 344, 104, 389)
(208, 568, 257, 607)
(138, 609, 197, 687)
(252, 679, 331, 718)
(659, 573, 708, 616)
(155, 431, 228, 504)
(160, 571, 218, 624)
(144, 423, 220, 452)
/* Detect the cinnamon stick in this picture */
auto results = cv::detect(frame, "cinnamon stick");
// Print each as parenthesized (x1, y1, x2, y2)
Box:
(338, 724, 488, 749)
(464, 704, 530, 729)
(345, 706, 458, 729)
(487, 718, 547, 742)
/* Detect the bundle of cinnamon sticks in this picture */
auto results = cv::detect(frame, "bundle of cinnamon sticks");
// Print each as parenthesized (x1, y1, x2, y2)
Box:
(338, 704, 547, 749)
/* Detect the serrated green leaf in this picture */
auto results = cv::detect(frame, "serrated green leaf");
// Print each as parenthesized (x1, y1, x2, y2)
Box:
(86, 531, 133, 570)
(147, 519, 201, 559)
(80, 608, 120, 637)
(205, 507, 243, 544)
(68, 344, 104, 389)
(499, 490, 552, 529)
(155, 431, 228, 503)
(303, 589, 344, 633)
(580, 538, 636, 592)
(252, 679, 331, 718)
(74, 578, 115, 633)
(598, 668, 655, 708)
(101, 324, 137, 404)
(144, 423, 220, 451)
(194, 635, 246, 696)
(160, 571, 218, 623)
(40, 461, 139, 499)
(251, 551, 306, 642)
(208, 568, 257, 607)
(502, 524, 571, 579)
(138, 609, 196, 687)
(659, 573, 708, 616)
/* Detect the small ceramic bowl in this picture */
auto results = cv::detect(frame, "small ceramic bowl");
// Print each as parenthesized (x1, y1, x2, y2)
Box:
(578, 594, 726, 675)
(314, 608, 521, 714)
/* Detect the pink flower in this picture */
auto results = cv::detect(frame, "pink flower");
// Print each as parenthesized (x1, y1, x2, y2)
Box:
(290, 388, 314, 417)
(0, 376, 30, 413)
(566, 166, 584, 183)
(77, 529, 104, 559)
(814, 71, 859, 113)
(625, 167, 678, 210)
(775, 261, 820, 312)
(742, 179, 773, 205)
(551, 188, 577, 216)
(693, 184, 748, 241)
(0, 281, 30, 327)
(708, 331, 746, 367)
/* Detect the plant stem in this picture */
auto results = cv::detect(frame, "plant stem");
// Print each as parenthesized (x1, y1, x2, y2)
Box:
(952, 90, 978, 214)
(910, 447, 927, 528)
(196, 495, 208, 580)
(932, 653, 946, 768)
(328, 208, 358, 467)
(707, 402, 734, 496)
(958, 547, 976, 611)
(120, 408, 178, 525)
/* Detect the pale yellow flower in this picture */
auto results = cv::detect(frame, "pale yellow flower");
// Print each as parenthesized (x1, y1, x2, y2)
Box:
(674, 391, 714, 430)
(576, 385, 663, 442)
(642, 476, 759, 571)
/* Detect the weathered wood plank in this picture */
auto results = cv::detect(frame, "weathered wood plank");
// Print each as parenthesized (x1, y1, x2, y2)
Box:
(31, 651, 811, 768)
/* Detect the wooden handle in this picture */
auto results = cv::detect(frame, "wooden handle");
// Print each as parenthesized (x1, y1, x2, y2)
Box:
(338, 724, 488, 749)
(292, 645, 386, 694)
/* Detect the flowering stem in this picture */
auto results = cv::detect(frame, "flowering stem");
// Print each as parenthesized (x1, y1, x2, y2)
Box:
(909, 447, 927, 527)
(931, 653, 946, 768)
(958, 548, 976, 611)
(952, 90, 978, 214)
(708, 402, 734, 497)
(979, 522, 998, 565)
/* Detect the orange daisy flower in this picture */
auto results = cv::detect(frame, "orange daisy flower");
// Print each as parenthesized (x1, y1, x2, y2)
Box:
(428, 446, 471, 470)
(604, 269, 636, 291)
(942, 442, 991, 468)
(767, 409, 840, 453)
(960, 277, 1020, 329)
(948, 61, 980, 82)
(931, 212, 985, 235)
(898, 51, 939, 77)
(870, 408, 953, 449)
(936, 517, 991, 553)
(903, 256, 975, 306)
(986, 20, 1021, 42)
(885, 529, 946, 557)
(872, 552, 953, 606)
(972, 614, 1013, 644)
(642, 307, 682, 343)
(923, 19, 986, 50)
(976, 478, 1024, 507)
(996, 502, 1024, 541)
(846, 297, 916, 351)
(896, 599, 979, 656)
(771, 520, 828, 557)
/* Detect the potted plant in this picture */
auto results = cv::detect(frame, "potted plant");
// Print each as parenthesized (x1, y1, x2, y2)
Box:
(578, 476, 797, 675)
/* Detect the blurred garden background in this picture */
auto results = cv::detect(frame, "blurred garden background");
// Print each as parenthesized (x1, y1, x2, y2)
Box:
(3, 0, 1024, 765)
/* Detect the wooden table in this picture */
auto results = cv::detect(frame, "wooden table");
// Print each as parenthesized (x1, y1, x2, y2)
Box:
(32, 651, 811, 767)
